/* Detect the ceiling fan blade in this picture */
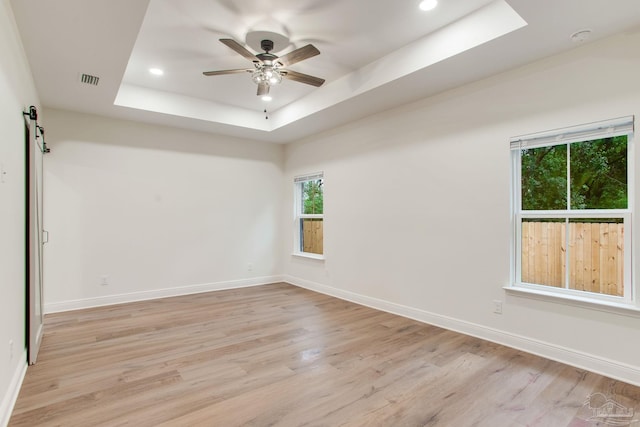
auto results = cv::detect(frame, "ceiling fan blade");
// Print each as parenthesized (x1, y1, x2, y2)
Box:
(281, 70, 325, 87)
(220, 38, 257, 62)
(202, 68, 251, 76)
(277, 44, 320, 67)
(257, 82, 270, 96)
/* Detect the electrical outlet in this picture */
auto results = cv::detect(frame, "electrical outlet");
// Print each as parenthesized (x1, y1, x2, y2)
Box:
(247, 263, 253, 271)
(100, 275, 109, 286)
(9, 339, 13, 360)
(493, 300, 503, 314)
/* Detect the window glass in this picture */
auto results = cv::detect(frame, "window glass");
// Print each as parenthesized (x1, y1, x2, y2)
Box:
(570, 136, 627, 209)
(567, 218, 624, 297)
(520, 218, 624, 297)
(301, 180, 323, 214)
(520, 218, 566, 288)
(521, 145, 567, 210)
(295, 176, 324, 256)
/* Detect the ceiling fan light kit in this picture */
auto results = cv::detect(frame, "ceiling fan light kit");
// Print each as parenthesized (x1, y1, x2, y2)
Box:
(203, 36, 325, 97)
(252, 67, 282, 86)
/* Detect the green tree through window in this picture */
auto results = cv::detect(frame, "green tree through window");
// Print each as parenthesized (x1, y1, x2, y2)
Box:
(570, 136, 627, 209)
(521, 144, 567, 210)
(521, 136, 627, 210)
(302, 180, 323, 214)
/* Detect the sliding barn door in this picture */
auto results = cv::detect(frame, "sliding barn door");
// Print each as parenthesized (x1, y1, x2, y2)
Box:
(26, 117, 45, 365)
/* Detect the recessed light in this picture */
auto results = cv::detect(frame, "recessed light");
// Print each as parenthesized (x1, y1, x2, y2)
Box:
(149, 68, 164, 76)
(570, 29, 592, 43)
(262, 95, 273, 102)
(419, 0, 438, 11)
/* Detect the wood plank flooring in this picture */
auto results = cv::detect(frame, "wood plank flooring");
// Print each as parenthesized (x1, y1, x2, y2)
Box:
(9, 283, 640, 426)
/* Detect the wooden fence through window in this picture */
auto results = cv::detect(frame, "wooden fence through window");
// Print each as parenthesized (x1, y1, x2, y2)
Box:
(521, 221, 624, 296)
(302, 219, 323, 255)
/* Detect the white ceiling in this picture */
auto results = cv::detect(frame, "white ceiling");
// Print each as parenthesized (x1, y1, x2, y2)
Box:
(10, 0, 640, 143)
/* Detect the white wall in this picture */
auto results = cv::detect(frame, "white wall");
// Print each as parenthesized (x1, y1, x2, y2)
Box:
(43, 109, 284, 311)
(283, 30, 640, 385)
(0, 0, 40, 424)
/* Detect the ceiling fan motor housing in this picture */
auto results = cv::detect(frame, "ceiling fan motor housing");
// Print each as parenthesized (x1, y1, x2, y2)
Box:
(261, 39, 274, 53)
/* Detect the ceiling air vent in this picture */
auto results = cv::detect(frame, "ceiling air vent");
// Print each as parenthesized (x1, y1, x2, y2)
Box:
(80, 73, 100, 86)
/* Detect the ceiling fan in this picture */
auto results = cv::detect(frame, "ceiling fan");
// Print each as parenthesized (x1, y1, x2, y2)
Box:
(203, 38, 325, 96)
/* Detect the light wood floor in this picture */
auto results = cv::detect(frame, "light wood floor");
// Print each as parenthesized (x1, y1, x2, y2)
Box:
(9, 283, 640, 426)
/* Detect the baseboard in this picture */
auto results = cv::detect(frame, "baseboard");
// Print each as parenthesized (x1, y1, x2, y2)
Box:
(44, 275, 285, 314)
(284, 275, 640, 387)
(1, 351, 27, 427)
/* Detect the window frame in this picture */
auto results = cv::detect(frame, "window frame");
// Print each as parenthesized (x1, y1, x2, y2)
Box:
(510, 116, 635, 307)
(293, 172, 324, 259)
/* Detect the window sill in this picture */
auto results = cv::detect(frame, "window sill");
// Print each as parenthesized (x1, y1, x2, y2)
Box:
(292, 252, 325, 261)
(504, 285, 640, 318)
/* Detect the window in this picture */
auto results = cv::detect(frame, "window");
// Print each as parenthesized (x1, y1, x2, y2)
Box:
(511, 116, 634, 304)
(294, 172, 324, 257)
